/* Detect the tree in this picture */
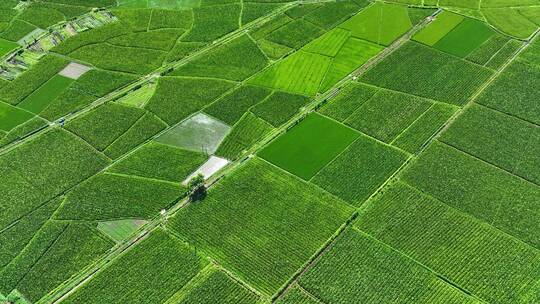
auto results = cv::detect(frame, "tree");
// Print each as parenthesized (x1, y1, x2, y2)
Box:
(188, 174, 206, 201)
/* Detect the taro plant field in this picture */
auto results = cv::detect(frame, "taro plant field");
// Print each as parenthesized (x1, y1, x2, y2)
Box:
(0, 0, 538, 303)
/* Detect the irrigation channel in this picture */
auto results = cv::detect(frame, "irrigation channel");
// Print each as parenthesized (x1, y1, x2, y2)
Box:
(33, 7, 450, 303)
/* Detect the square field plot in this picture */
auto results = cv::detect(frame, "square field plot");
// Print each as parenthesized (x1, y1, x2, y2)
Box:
(259, 113, 359, 180)
(412, 11, 464, 46)
(156, 113, 231, 154)
(168, 158, 353, 296)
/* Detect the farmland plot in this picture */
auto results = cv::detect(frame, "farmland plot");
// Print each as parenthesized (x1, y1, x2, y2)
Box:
(65, 102, 145, 151)
(259, 113, 359, 180)
(170, 35, 269, 81)
(339, 2, 412, 46)
(165, 267, 261, 304)
(355, 181, 540, 304)
(276, 285, 319, 304)
(440, 104, 540, 184)
(476, 61, 540, 125)
(145, 76, 236, 125)
(204, 85, 273, 125)
(55, 173, 183, 221)
(168, 158, 353, 296)
(318, 82, 379, 122)
(215, 112, 274, 160)
(2, 223, 113, 303)
(155, 113, 230, 154)
(109, 141, 207, 182)
(298, 228, 477, 304)
(62, 230, 208, 304)
(359, 41, 493, 105)
(344, 89, 432, 143)
(0, 129, 109, 231)
(311, 133, 407, 205)
(249, 50, 332, 96)
(251, 91, 310, 127)
(401, 141, 540, 248)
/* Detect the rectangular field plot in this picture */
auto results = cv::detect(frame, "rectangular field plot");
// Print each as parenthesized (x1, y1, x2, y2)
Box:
(440, 104, 540, 184)
(312, 133, 407, 205)
(145, 76, 236, 125)
(215, 112, 274, 160)
(156, 113, 230, 154)
(400, 141, 540, 248)
(169, 35, 269, 81)
(0, 129, 110, 231)
(251, 91, 310, 127)
(56, 173, 183, 221)
(392, 102, 457, 153)
(476, 61, 540, 125)
(62, 230, 208, 304)
(339, 2, 412, 46)
(17, 74, 74, 114)
(249, 51, 332, 96)
(432, 18, 496, 58)
(355, 181, 540, 304)
(204, 85, 272, 125)
(298, 228, 477, 304)
(412, 11, 464, 46)
(303, 28, 351, 57)
(359, 41, 493, 105)
(0, 223, 113, 303)
(109, 141, 208, 183)
(318, 82, 379, 122)
(165, 267, 261, 304)
(259, 113, 359, 180)
(0, 102, 34, 132)
(168, 158, 353, 296)
(344, 89, 432, 143)
(66, 102, 145, 151)
(319, 38, 383, 92)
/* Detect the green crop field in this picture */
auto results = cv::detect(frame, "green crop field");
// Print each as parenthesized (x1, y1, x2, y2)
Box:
(259, 113, 359, 180)
(0, 1, 538, 303)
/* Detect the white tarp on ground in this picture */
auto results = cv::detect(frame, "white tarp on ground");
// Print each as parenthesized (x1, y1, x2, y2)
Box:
(182, 156, 229, 185)
(59, 62, 92, 79)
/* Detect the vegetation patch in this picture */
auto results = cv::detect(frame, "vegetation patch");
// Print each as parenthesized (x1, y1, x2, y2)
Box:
(344, 90, 432, 143)
(359, 41, 493, 106)
(249, 51, 332, 96)
(251, 91, 310, 127)
(170, 35, 269, 81)
(145, 76, 236, 125)
(440, 104, 539, 184)
(339, 2, 412, 46)
(204, 85, 272, 125)
(356, 181, 540, 304)
(168, 158, 353, 296)
(56, 173, 183, 221)
(401, 141, 540, 248)
(432, 18, 496, 58)
(312, 133, 407, 205)
(299, 228, 477, 303)
(63, 230, 208, 304)
(259, 113, 359, 180)
(216, 112, 273, 160)
(109, 141, 208, 182)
